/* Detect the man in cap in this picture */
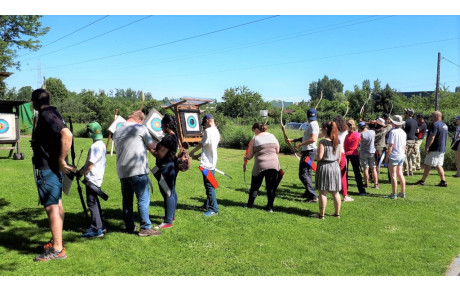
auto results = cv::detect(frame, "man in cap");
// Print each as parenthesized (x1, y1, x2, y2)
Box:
(189, 114, 221, 216)
(453, 115, 460, 177)
(358, 121, 379, 189)
(76, 121, 107, 238)
(402, 108, 417, 176)
(288, 108, 319, 203)
(415, 111, 448, 187)
(384, 115, 407, 199)
(414, 114, 427, 171)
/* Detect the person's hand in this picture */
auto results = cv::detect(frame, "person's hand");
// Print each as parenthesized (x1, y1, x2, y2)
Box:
(75, 170, 82, 179)
(286, 139, 293, 144)
(58, 159, 75, 175)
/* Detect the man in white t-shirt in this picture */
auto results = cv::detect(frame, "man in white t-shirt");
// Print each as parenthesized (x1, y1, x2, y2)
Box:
(76, 121, 107, 238)
(288, 108, 319, 203)
(189, 114, 221, 216)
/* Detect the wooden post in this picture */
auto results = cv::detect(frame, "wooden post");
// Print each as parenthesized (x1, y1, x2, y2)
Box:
(435, 52, 441, 111)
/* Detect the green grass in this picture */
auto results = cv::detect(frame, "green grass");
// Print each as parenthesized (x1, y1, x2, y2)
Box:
(0, 136, 459, 276)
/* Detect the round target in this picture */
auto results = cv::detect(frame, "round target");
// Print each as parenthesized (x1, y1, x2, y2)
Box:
(187, 116, 197, 129)
(151, 118, 162, 132)
(0, 119, 9, 134)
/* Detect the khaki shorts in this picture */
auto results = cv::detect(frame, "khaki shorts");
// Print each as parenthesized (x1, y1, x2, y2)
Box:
(360, 152, 376, 168)
(423, 151, 445, 167)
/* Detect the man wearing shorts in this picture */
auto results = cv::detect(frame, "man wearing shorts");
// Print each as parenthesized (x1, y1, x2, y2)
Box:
(31, 89, 74, 261)
(384, 115, 407, 199)
(358, 121, 379, 189)
(415, 111, 448, 187)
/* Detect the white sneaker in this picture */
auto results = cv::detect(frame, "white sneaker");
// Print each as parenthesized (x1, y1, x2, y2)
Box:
(343, 196, 354, 202)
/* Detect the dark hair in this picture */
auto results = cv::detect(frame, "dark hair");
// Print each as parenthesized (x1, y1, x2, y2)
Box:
(31, 89, 50, 107)
(321, 121, 339, 154)
(162, 114, 179, 144)
(333, 115, 348, 132)
(252, 122, 268, 132)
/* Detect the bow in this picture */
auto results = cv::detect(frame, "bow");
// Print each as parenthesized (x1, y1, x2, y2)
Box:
(243, 143, 250, 192)
(315, 90, 323, 110)
(68, 116, 90, 225)
(140, 90, 145, 112)
(360, 91, 372, 121)
(388, 101, 394, 116)
(344, 101, 349, 117)
(280, 101, 300, 160)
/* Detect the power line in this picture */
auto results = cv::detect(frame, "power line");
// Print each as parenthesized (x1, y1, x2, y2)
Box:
(442, 56, 460, 67)
(40, 15, 280, 70)
(21, 15, 152, 62)
(19, 16, 110, 58)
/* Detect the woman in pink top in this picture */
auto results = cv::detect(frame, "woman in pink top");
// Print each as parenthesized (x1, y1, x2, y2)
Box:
(344, 119, 367, 195)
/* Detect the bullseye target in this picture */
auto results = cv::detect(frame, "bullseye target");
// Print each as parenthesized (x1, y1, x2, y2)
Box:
(0, 114, 16, 140)
(144, 108, 165, 141)
(108, 115, 126, 134)
(179, 109, 202, 136)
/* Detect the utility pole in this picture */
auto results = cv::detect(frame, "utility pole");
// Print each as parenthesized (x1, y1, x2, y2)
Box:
(435, 52, 441, 111)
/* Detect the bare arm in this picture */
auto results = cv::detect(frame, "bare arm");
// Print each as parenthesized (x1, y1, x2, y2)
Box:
(294, 133, 318, 150)
(152, 145, 170, 160)
(385, 144, 394, 163)
(425, 134, 435, 153)
(315, 141, 324, 161)
(59, 127, 74, 174)
(245, 138, 255, 160)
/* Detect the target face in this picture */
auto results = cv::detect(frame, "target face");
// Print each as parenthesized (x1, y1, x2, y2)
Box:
(108, 115, 126, 133)
(143, 108, 165, 141)
(0, 114, 16, 140)
(179, 109, 202, 136)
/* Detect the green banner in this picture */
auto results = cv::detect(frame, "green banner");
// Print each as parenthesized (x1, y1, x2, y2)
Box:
(19, 102, 34, 133)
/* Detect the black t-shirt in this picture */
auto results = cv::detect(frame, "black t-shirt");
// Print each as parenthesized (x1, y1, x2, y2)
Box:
(427, 120, 448, 152)
(32, 106, 67, 171)
(155, 134, 178, 166)
(403, 118, 418, 141)
(417, 122, 427, 139)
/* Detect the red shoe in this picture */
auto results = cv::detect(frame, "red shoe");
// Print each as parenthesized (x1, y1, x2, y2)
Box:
(34, 247, 66, 262)
(154, 223, 173, 230)
(43, 239, 65, 250)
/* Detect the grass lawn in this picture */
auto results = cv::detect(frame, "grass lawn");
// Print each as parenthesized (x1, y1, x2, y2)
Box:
(0, 136, 459, 276)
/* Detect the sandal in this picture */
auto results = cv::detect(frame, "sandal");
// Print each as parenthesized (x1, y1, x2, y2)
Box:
(331, 213, 340, 218)
(310, 213, 324, 220)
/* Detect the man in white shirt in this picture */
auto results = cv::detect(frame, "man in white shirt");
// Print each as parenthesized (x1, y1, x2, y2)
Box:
(189, 114, 221, 216)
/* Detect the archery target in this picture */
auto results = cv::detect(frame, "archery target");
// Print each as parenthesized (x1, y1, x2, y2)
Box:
(108, 115, 126, 133)
(143, 108, 165, 141)
(179, 109, 202, 136)
(0, 114, 16, 140)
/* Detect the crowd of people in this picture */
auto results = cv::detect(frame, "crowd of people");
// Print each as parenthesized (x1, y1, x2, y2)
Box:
(30, 88, 459, 261)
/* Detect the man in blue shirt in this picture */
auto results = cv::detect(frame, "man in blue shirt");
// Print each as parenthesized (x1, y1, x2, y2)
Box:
(415, 111, 448, 187)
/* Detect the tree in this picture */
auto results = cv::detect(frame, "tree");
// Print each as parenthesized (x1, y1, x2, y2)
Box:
(46, 77, 68, 111)
(17, 86, 33, 101)
(308, 75, 344, 102)
(216, 86, 270, 119)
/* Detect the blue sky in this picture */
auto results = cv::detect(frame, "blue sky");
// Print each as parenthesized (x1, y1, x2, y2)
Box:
(4, 5, 460, 102)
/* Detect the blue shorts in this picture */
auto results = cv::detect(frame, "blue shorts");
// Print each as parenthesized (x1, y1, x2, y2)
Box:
(37, 169, 63, 207)
(389, 156, 405, 166)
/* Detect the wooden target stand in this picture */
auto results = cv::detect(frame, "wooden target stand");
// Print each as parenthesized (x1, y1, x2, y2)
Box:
(162, 97, 213, 144)
(0, 72, 26, 160)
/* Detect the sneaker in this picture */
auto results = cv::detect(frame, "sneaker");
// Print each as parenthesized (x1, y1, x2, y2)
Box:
(84, 227, 107, 233)
(343, 196, 354, 202)
(359, 192, 368, 196)
(374, 184, 379, 189)
(203, 211, 218, 217)
(243, 203, 253, 208)
(385, 193, 397, 199)
(403, 172, 408, 176)
(436, 181, 448, 187)
(409, 172, 413, 176)
(138, 228, 162, 237)
(267, 208, 274, 213)
(34, 247, 66, 262)
(161, 216, 176, 222)
(154, 223, 173, 230)
(453, 174, 460, 178)
(81, 228, 104, 238)
(414, 180, 425, 186)
(43, 239, 65, 251)
(397, 193, 406, 199)
(305, 198, 318, 203)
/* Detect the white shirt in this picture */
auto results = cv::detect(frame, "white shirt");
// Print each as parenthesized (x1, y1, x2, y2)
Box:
(200, 126, 220, 170)
(85, 140, 106, 187)
(387, 128, 407, 160)
(302, 120, 319, 151)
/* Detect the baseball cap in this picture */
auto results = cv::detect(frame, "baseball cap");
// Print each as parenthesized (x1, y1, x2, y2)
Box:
(454, 115, 460, 121)
(404, 108, 414, 116)
(86, 121, 103, 140)
(201, 113, 214, 126)
(358, 121, 366, 128)
(307, 108, 317, 121)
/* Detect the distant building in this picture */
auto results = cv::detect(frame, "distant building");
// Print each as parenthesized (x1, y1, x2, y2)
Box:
(399, 91, 434, 98)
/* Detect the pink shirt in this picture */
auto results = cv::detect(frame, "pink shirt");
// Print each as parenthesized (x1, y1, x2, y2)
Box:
(344, 131, 361, 156)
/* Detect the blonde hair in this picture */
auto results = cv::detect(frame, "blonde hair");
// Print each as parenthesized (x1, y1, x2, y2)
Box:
(346, 119, 356, 131)
(129, 110, 145, 122)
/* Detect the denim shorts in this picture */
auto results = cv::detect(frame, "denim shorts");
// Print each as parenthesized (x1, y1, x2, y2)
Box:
(37, 169, 63, 207)
(359, 152, 376, 168)
(389, 156, 405, 166)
